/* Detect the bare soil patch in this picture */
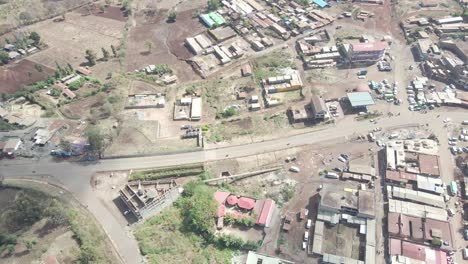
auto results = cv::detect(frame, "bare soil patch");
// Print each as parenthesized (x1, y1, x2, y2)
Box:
(0, 59, 54, 94)
(126, 9, 205, 82)
(60, 94, 106, 119)
(76, 5, 128, 22)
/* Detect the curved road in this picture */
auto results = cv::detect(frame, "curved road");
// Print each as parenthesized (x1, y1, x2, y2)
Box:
(0, 110, 466, 263)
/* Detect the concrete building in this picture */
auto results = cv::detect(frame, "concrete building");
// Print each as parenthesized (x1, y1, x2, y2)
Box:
(310, 95, 328, 120)
(346, 42, 387, 64)
(439, 39, 468, 64)
(416, 39, 434, 61)
(190, 97, 202, 121)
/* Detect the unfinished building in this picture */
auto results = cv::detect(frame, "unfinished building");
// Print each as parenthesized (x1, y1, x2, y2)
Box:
(119, 179, 182, 220)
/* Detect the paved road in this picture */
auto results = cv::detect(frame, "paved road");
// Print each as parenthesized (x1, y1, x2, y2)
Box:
(0, 110, 466, 263)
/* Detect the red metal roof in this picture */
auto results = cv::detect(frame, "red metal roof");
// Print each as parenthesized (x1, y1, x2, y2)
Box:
(389, 238, 402, 256)
(424, 219, 454, 248)
(214, 190, 230, 204)
(402, 241, 426, 261)
(226, 195, 238, 206)
(387, 212, 400, 236)
(351, 42, 388, 52)
(237, 197, 256, 210)
(386, 170, 417, 183)
(401, 241, 447, 264)
(256, 199, 275, 226)
(418, 154, 440, 176)
(217, 204, 226, 218)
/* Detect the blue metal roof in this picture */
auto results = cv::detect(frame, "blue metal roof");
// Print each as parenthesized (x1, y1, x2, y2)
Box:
(347, 92, 375, 107)
(312, 0, 328, 8)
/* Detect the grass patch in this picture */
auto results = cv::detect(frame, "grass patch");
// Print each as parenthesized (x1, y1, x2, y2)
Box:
(0, 186, 117, 263)
(135, 207, 234, 264)
(0, 119, 21, 130)
(252, 52, 294, 85)
(129, 164, 205, 181)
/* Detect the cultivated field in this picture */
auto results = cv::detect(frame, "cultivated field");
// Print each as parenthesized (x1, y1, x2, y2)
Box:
(0, 59, 54, 94)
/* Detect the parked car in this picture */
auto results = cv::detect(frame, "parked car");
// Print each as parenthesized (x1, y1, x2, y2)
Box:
(306, 219, 312, 229)
(464, 229, 468, 240)
(289, 166, 300, 173)
(304, 231, 309, 241)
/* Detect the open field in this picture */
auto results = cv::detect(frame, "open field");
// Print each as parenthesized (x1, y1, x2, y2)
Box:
(26, 11, 124, 70)
(126, 8, 205, 82)
(0, 59, 54, 94)
(60, 93, 106, 119)
(0, 0, 90, 34)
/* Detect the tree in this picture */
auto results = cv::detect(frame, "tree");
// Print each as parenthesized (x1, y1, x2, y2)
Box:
(66, 63, 74, 74)
(29, 32, 41, 46)
(99, 5, 105, 13)
(24, 239, 36, 251)
(86, 126, 105, 158)
(27, 72, 32, 78)
(0, 51, 9, 65)
(85, 49, 96, 66)
(101, 47, 110, 61)
(145, 41, 153, 53)
(34, 64, 43, 72)
(207, 0, 221, 11)
(59, 139, 72, 152)
(167, 11, 177, 22)
(178, 183, 217, 235)
(110, 45, 117, 57)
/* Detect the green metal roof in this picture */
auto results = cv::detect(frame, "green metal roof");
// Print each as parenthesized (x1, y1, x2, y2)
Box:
(347, 92, 375, 107)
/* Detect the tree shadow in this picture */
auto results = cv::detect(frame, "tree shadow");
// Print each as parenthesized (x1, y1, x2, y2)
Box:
(139, 51, 151, 56)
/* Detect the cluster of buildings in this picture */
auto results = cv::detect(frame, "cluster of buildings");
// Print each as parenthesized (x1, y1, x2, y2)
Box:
(49, 67, 93, 100)
(384, 139, 457, 263)
(3, 43, 39, 61)
(310, 188, 377, 264)
(261, 71, 303, 107)
(214, 190, 276, 229)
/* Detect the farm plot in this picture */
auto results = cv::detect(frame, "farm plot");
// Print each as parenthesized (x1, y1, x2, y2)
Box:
(126, 9, 205, 82)
(0, 59, 54, 94)
(26, 11, 124, 70)
(76, 5, 128, 22)
(60, 93, 106, 119)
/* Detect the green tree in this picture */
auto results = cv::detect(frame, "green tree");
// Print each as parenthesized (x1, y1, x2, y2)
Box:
(101, 47, 110, 61)
(13, 192, 46, 225)
(145, 41, 153, 53)
(24, 239, 36, 251)
(167, 11, 177, 22)
(59, 139, 72, 152)
(86, 126, 105, 158)
(178, 183, 217, 235)
(207, 0, 221, 11)
(29, 32, 41, 46)
(34, 64, 43, 72)
(110, 45, 117, 57)
(0, 51, 9, 65)
(85, 49, 97, 66)
(67, 63, 74, 74)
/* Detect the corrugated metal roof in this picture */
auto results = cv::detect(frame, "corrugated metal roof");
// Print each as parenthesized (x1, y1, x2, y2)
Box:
(347, 92, 375, 107)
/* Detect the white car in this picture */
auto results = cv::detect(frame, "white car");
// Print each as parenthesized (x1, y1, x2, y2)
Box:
(306, 219, 312, 229)
(302, 242, 307, 250)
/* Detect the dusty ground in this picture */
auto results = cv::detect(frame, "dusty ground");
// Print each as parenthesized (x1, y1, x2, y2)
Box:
(60, 93, 106, 119)
(26, 11, 124, 71)
(126, 8, 205, 82)
(0, 59, 54, 94)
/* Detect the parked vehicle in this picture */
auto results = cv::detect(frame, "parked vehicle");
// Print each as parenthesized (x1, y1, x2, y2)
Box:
(447, 208, 455, 217)
(302, 242, 307, 250)
(326, 172, 339, 179)
(304, 231, 309, 241)
(463, 248, 468, 260)
(289, 166, 300, 173)
(306, 219, 312, 229)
